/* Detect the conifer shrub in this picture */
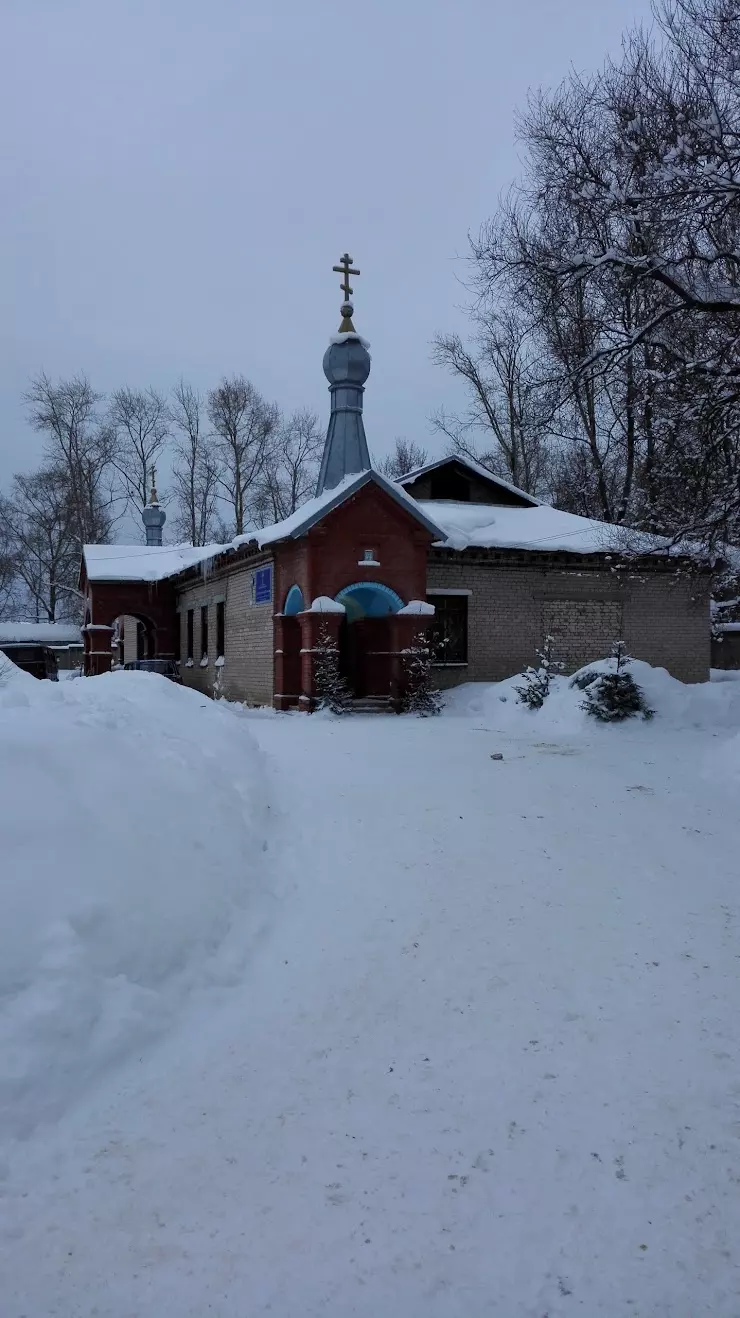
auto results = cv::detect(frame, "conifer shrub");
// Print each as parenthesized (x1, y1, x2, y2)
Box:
(401, 631, 442, 716)
(579, 641, 654, 722)
(314, 626, 352, 713)
(515, 635, 564, 709)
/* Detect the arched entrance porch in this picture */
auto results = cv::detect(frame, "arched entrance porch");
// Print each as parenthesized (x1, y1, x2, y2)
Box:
(335, 581, 404, 698)
(112, 614, 156, 666)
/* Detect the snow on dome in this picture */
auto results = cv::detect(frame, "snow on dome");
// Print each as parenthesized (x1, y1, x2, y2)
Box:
(328, 332, 371, 353)
(308, 596, 346, 613)
(397, 600, 436, 615)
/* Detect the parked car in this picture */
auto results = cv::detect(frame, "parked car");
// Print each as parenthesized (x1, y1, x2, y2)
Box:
(122, 658, 181, 682)
(0, 642, 59, 680)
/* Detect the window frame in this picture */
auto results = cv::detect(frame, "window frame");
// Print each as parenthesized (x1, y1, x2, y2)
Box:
(216, 600, 225, 658)
(200, 604, 209, 661)
(427, 593, 468, 666)
(186, 608, 194, 661)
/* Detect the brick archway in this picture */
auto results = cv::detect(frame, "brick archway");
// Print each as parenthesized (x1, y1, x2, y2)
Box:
(80, 576, 177, 676)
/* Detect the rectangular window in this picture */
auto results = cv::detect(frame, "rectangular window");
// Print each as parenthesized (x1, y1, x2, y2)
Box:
(186, 609, 194, 661)
(200, 605, 209, 660)
(216, 600, 225, 658)
(254, 566, 272, 604)
(174, 615, 181, 663)
(428, 594, 468, 664)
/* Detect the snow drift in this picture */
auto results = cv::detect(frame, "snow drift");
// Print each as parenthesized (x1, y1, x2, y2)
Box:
(0, 657, 270, 1143)
(442, 658, 740, 735)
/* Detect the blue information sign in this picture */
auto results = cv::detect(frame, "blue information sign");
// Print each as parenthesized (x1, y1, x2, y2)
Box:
(254, 566, 272, 604)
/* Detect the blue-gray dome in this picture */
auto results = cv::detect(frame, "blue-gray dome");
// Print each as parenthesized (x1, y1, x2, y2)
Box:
(323, 335, 371, 387)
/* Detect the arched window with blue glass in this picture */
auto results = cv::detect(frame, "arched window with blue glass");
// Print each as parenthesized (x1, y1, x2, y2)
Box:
(283, 584, 304, 616)
(334, 581, 404, 622)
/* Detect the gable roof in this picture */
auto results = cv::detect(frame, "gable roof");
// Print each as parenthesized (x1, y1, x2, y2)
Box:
(398, 454, 541, 507)
(81, 470, 446, 588)
(233, 469, 446, 548)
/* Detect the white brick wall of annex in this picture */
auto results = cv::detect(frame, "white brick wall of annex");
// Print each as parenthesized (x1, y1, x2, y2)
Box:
(427, 552, 711, 686)
(175, 552, 275, 705)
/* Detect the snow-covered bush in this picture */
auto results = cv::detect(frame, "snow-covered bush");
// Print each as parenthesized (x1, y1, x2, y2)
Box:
(515, 635, 564, 709)
(580, 641, 654, 722)
(313, 625, 351, 713)
(401, 631, 442, 716)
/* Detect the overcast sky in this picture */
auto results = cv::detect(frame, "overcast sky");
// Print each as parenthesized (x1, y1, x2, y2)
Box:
(0, 0, 653, 498)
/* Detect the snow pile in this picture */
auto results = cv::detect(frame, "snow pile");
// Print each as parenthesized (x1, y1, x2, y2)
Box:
(0, 662, 270, 1143)
(443, 659, 740, 735)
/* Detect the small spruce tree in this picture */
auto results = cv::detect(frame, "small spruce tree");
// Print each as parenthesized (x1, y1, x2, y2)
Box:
(401, 630, 442, 716)
(313, 625, 352, 713)
(581, 640, 654, 722)
(515, 635, 564, 709)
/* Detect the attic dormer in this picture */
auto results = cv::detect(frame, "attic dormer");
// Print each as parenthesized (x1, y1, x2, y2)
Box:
(399, 456, 538, 508)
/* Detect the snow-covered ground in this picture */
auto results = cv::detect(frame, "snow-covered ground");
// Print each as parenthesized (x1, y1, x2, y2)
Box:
(2, 657, 740, 1316)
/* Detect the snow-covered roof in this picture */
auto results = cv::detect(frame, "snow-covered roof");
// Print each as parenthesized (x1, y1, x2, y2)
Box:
(0, 622, 83, 647)
(233, 470, 446, 549)
(398, 454, 541, 507)
(420, 501, 671, 556)
(82, 472, 447, 587)
(82, 543, 224, 583)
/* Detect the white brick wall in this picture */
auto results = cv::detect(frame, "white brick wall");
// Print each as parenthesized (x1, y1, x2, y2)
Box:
(176, 555, 275, 704)
(427, 554, 710, 684)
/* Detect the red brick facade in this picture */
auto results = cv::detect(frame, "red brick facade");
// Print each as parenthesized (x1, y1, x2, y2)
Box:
(79, 479, 712, 700)
(80, 572, 178, 676)
(273, 483, 435, 709)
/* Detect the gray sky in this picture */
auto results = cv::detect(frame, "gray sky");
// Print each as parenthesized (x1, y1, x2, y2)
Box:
(0, 0, 653, 495)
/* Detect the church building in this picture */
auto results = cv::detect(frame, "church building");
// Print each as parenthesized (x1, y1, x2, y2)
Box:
(79, 256, 711, 706)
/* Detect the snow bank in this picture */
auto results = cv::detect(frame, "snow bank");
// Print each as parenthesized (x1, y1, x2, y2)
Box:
(0, 660, 270, 1143)
(443, 659, 740, 735)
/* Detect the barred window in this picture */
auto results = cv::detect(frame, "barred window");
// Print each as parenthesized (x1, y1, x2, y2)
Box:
(216, 601, 225, 657)
(200, 605, 209, 660)
(428, 594, 468, 664)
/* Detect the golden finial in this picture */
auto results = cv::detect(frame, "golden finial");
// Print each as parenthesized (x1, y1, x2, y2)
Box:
(332, 252, 360, 332)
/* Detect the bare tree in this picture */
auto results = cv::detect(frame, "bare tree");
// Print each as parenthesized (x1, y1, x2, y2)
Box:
(379, 438, 429, 481)
(169, 380, 220, 544)
(251, 408, 323, 524)
(0, 518, 18, 619)
(1, 465, 80, 621)
(468, 0, 740, 548)
(432, 311, 554, 496)
(24, 373, 114, 548)
(108, 386, 170, 523)
(208, 376, 279, 535)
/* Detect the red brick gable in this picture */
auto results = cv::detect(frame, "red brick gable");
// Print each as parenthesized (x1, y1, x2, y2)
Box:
(273, 480, 432, 614)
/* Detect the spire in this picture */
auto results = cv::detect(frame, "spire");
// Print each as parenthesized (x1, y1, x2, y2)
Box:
(142, 465, 166, 546)
(316, 252, 372, 495)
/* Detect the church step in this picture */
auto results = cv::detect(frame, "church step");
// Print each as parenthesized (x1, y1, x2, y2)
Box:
(348, 696, 394, 714)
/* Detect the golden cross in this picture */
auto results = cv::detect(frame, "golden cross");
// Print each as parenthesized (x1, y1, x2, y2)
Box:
(333, 252, 360, 302)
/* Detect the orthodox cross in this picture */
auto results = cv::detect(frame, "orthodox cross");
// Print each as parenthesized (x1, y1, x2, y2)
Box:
(333, 253, 360, 302)
(149, 465, 159, 503)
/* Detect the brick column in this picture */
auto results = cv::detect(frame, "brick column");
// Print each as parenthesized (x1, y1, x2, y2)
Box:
(84, 625, 115, 676)
(297, 610, 344, 711)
